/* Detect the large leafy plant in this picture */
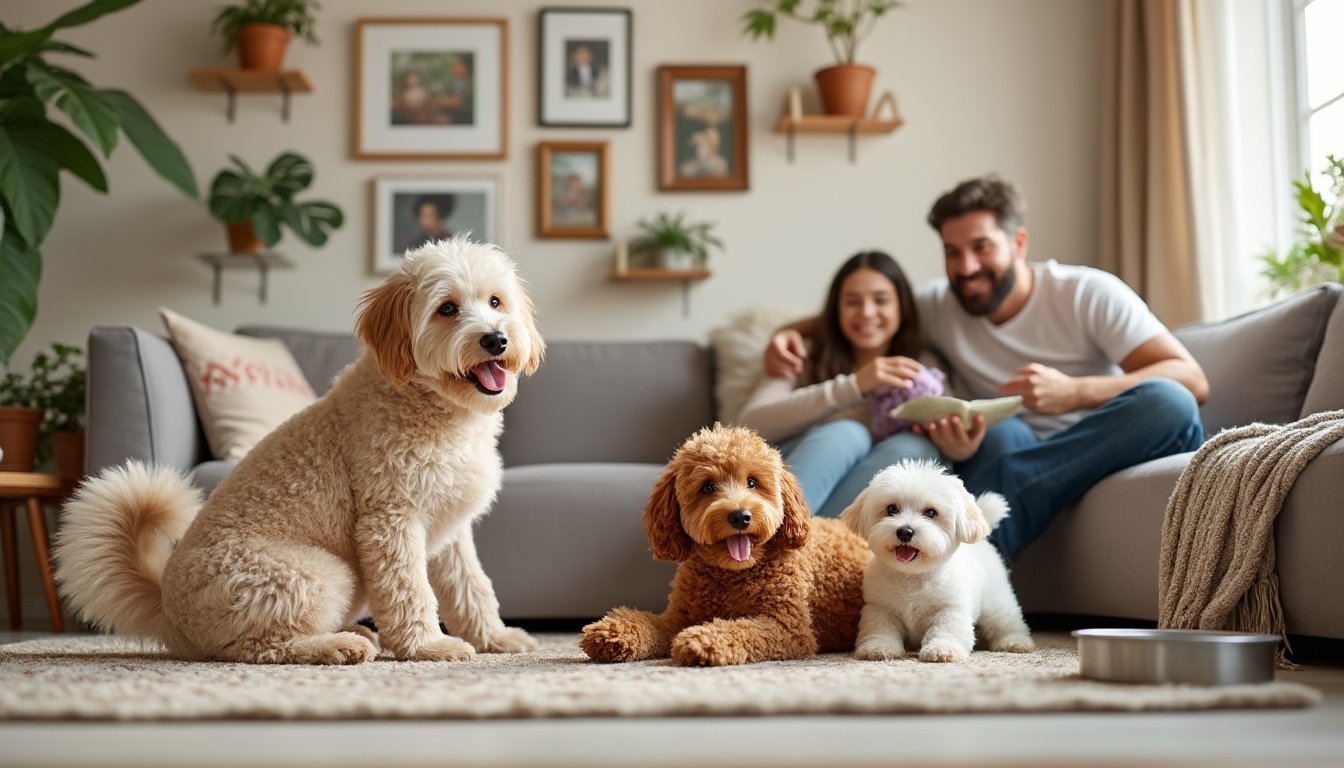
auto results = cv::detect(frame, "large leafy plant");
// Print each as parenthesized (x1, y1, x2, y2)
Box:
(0, 0, 198, 365)
(742, 0, 902, 65)
(207, 152, 343, 248)
(211, 0, 320, 52)
(1260, 155, 1344, 297)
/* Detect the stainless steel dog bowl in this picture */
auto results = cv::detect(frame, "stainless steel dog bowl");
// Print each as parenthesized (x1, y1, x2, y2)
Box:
(1073, 628, 1280, 686)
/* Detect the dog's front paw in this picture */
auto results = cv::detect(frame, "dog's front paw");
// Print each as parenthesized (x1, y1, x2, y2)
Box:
(580, 617, 642, 663)
(918, 641, 970, 663)
(992, 634, 1036, 654)
(670, 625, 749, 667)
(476, 626, 537, 654)
(404, 636, 476, 662)
(854, 639, 906, 661)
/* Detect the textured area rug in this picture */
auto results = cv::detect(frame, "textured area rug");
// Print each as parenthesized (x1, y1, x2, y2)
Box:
(0, 633, 1319, 720)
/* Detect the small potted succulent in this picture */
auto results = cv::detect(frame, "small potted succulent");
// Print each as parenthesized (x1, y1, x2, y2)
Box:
(212, 0, 321, 72)
(629, 211, 724, 271)
(208, 151, 344, 253)
(0, 343, 85, 475)
(742, 0, 902, 117)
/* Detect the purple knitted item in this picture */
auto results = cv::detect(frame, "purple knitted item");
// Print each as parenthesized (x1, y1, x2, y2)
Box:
(870, 367, 947, 437)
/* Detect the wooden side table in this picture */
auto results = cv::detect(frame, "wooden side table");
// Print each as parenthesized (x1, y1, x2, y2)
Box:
(0, 471, 70, 632)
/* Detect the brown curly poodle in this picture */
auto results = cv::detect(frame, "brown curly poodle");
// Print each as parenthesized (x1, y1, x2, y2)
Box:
(580, 424, 871, 666)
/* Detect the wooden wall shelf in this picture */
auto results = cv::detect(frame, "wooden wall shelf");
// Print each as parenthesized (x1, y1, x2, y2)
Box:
(196, 252, 294, 305)
(775, 90, 904, 163)
(188, 69, 312, 123)
(608, 268, 711, 281)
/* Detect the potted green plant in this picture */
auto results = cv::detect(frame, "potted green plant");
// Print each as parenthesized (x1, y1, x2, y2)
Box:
(1260, 155, 1344, 298)
(0, 343, 84, 475)
(212, 0, 320, 73)
(0, 0, 198, 367)
(208, 152, 344, 253)
(742, 0, 902, 117)
(629, 212, 724, 271)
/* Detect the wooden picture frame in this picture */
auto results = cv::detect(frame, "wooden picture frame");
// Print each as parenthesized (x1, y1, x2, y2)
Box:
(354, 18, 509, 159)
(371, 175, 502, 274)
(537, 141, 609, 239)
(537, 7, 632, 127)
(657, 65, 749, 191)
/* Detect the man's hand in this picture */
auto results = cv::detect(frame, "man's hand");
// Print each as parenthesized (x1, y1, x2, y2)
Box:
(998, 363, 1081, 414)
(764, 329, 808, 377)
(913, 414, 986, 462)
(854, 356, 924, 395)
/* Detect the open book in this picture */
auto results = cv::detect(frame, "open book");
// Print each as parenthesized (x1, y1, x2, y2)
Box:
(887, 395, 1024, 430)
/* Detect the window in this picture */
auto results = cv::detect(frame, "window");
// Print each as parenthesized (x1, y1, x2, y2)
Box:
(1296, 0, 1344, 176)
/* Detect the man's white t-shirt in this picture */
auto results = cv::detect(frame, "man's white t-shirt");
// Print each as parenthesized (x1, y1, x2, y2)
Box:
(914, 261, 1168, 437)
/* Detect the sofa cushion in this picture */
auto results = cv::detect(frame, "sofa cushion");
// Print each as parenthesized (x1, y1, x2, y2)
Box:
(1172, 284, 1338, 434)
(1299, 284, 1344, 418)
(477, 463, 676, 618)
(499, 341, 714, 466)
(161, 309, 317, 461)
(236, 326, 362, 395)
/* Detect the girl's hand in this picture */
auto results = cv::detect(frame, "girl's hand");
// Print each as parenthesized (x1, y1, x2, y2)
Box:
(855, 356, 925, 395)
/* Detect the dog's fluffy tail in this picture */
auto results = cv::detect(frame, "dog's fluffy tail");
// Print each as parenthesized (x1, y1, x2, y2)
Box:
(976, 491, 1011, 531)
(53, 461, 201, 647)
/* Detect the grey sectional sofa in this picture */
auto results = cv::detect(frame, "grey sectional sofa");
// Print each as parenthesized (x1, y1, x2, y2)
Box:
(85, 283, 1344, 639)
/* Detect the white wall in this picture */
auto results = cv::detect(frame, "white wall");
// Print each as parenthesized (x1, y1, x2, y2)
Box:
(6, 0, 1104, 366)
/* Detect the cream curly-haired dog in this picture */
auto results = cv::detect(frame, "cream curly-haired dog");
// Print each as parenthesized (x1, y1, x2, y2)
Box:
(580, 425, 870, 666)
(54, 237, 544, 665)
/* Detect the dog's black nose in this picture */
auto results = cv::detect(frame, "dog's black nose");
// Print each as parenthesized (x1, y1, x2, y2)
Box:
(727, 509, 752, 530)
(896, 526, 915, 542)
(480, 331, 508, 356)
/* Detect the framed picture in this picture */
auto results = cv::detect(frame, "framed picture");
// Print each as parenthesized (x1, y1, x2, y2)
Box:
(658, 65, 749, 191)
(355, 18, 509, 159)
(372, 176, 501, 274)
(537, 8, 632, 128)
(537, 141, 609, 238)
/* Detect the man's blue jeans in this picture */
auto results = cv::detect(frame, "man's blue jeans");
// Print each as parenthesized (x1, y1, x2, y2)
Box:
(956, 378, 1205, 561)
(778, 420, 941, 518)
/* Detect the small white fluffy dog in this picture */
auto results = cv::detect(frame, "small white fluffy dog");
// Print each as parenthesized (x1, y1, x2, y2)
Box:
(840, 460, 1034, 663)
(54, 237, 544, 665)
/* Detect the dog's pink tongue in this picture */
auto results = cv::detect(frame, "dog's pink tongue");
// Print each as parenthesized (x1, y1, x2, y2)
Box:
(726, 534, 752, 562)
(896, 546, 920, 563)
(473, 360, 507, 392)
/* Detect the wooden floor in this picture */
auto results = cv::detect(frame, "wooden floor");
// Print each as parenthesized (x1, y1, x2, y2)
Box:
(2, 630, 1342, 768)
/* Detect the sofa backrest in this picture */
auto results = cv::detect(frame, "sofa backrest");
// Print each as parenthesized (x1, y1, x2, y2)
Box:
(1172, 283, 1341, 435)
(243, 329, 715, 466)
(499, 341, 715, 466)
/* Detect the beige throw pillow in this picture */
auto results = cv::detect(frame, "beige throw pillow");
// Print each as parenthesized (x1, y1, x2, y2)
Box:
(708, 306, 803, 423)
(160, 308, 317, 461)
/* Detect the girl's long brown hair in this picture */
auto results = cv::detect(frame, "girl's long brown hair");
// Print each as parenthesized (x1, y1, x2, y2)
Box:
(804, 251, 922, 385)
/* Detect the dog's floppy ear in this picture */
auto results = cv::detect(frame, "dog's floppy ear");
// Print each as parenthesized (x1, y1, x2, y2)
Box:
(957, 490, 992, 544)
(519, 287, 545, 376)
(644, 466, 693, 562)
(356, 272, 416, 387)
(778, 468, 811, 550)
(838, 488, 869, 538)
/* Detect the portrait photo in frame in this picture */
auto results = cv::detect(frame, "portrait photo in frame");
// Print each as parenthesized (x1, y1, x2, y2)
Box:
(537, 141, 609, 238)
(658, 65, 749, 191)
(537, 8, 631, 127)
(372, 176, 501, 274)
(355, 18, 509, 159)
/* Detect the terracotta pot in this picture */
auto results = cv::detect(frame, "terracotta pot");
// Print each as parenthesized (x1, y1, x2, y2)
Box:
(235, 23, 291, 73)
(0, 406, 43, 472)
(226, 219, 264, 253)
(51, 430, 85, 480)
(814, 64, 876, 117)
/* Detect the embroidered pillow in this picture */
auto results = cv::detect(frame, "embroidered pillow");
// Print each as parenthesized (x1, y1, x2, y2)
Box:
(160, 308, 317, 460)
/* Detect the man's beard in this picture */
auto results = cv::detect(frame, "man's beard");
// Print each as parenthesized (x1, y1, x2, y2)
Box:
(953, 263, 1017, 316)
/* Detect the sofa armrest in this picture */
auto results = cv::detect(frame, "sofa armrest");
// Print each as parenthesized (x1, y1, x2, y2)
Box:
(86, 326, 206, 476)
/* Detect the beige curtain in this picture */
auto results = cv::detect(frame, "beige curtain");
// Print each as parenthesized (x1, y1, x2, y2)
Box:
(1100, 0, 1234, 325)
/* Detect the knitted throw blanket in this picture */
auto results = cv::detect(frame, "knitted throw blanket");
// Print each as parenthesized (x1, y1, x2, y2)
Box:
(1158, 409, 1344, 665)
